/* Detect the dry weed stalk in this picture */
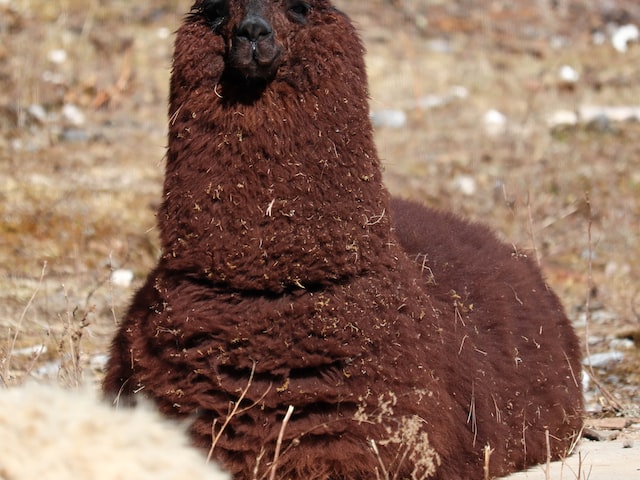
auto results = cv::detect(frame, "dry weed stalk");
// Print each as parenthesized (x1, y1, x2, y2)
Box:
(525, 192, 541, 267)
(581, 194, 623, 412)
(544, 429, 551, 479)
(370, 439, 390, 480)
(267, 405, 294, 480)
(57, 284, 93, 388)
(483, 443, 494, 480)
(0, 261, 47, 387)
(363, 405, 439, 480)
(206, 362, 272, 464)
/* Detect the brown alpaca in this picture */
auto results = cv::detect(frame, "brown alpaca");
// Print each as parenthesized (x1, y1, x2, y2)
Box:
(103, 1, 583, 478)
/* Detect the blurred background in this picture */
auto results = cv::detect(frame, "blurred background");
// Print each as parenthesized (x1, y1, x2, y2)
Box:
(0, 0, 638, 419)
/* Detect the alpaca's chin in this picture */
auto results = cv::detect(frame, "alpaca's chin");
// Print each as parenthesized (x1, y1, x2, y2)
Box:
(229, 64, 278, 83)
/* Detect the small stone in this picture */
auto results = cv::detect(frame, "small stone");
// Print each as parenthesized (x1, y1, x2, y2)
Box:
(586, 418, 632, 430)
(60, 128, 90, 143)
(582, 428, 619, 441)
(47, 48, 67, 64)
(609, 338, 635, 350)
(90, 354, 109, 370)
(157, 27, 171, 39)
(611, 24, 639, 53)
(559, 65, 579, 84)
(452, 175, 477, 196)
(111, 269, 134, 288)
(583, 351, 624, 368)
(62, 104, 86, 126)
(11, 345, 48, 357)
(370, 109, 407, 129)
(483, 109, 507, 136)
(27, 104, 47, 123)
(547, 109, 578, 128)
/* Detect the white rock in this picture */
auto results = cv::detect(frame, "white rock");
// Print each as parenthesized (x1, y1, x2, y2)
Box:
(453, 175, 477, 196)
(27, 104, 47, 123)
(157, 27, 171, 39)
(415, 86, 469, 110)
(42, 70, 65, 85)
(47, 49, 67, 64)
(370, 109, 407, 129)
(90, 354, 110, 370)
(611, 24, 639, 52)
(583, 351, 624, 368)
(592, 31, 607, 45)
(11, 345, 48, 357)
(609, 338, 635, 350)
(579, 105, 640, 123)
(581, 370, 590, 391)
(547, 109, 578, 128)
(61, 104, 86, 126)
(483, 109, 507, 136)
(559, 65, 580, 84)
(111, 269, 134, 288)
(34, 361, 61, 379)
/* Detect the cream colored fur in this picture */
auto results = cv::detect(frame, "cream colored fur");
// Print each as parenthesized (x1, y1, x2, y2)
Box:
(0, 382, 230, 480)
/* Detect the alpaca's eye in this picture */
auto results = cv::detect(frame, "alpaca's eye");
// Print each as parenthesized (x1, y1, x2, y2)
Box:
(287, 0, 311, 23)
(201, 0, 228, 30)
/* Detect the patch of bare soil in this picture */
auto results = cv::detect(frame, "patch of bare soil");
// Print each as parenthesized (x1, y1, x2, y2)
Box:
(1, 0, 639, 466)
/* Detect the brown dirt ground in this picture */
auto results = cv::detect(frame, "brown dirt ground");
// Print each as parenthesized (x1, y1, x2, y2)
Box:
(1, 0, 639, 465)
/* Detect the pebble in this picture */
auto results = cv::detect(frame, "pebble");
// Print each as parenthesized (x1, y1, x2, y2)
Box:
(47, 48, 67, 64)
(27, 104, 47, 123)
(580, 105, 640, 123)
(559, 65, 579, 84)
(611, 24, 639, 53)
(483, 109, 507, 136)
(609, 338, 635, 350)
(547, 105, 640, 129)
(370, 109, 407, 129)
(547, 109, 578, 128)
(414, 86, 468, 110)
(156, 27, 171, 39)
(34, 361, 61, 379)
(583, 351, 624, 368)
(90, 354, 109, 371)
(452, 175, 477, 196)
(60, 128, 90, 143)
(61, 104, 86, 126)
(11, 345, 47, 357)
(111, 268, 134, 288)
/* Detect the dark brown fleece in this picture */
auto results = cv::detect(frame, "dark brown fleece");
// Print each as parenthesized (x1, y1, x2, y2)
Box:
(104, 1, 583, 478)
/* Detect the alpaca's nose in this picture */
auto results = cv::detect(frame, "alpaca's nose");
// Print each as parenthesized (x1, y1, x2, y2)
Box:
(237, 15, 273, 42)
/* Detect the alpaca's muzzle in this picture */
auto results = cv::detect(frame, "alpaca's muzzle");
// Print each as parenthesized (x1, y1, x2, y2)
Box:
(230, 13, 282, 80)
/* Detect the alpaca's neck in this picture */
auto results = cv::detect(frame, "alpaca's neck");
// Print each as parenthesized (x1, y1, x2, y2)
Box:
(158, 59, 393, 292)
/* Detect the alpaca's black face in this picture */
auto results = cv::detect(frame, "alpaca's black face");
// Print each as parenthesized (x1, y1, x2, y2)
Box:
(188, 0, 330, 83)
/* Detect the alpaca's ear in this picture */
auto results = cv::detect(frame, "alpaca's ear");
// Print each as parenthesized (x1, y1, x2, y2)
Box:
(329, 7, 349, 19)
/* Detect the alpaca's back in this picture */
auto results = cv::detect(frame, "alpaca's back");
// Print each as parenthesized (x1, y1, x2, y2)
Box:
(391, 197, 583, 470)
